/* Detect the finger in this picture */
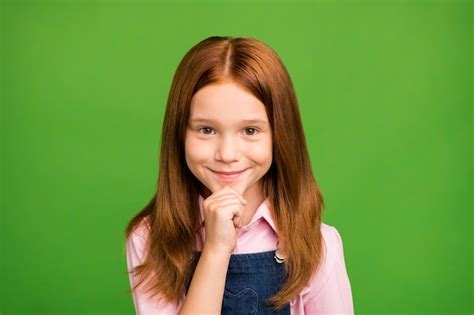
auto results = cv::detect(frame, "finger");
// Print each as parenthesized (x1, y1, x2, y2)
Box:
(231, 210, 243, 228)
(208, 186, 234, 198)
(209, 197, 245, 227)
(210, 192, 246, 205)
(233, 203, 245, 227)
(205, 189, 236, 206)
(220, 186, 247, 205)
(232, 216, 241, 228)
(209, 201, 241, 219)
(232, 213, 244, 228)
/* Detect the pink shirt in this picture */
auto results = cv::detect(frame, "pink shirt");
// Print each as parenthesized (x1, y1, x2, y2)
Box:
(126, 195, 354, 314)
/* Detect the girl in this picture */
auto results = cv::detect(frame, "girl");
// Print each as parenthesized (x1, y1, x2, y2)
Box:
(125, 36, 354, 314)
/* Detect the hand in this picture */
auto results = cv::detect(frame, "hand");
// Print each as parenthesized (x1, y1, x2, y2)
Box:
(202, 185, 248, 255)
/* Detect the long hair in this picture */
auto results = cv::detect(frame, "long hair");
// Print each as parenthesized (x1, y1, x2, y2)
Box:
(124, 36, 325, 310)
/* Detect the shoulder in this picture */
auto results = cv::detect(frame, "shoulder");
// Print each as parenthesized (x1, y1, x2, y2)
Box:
(302, 222, 348, 297)
(320, 222, 345, 265)
(126, 217, 152, 263)
(320, 222, 346, 274)
(129, 217, 152, 241)
(125, 218, 182, 313)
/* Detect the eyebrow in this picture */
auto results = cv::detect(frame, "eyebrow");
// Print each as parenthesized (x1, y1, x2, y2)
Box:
(189, 118, 268, 125)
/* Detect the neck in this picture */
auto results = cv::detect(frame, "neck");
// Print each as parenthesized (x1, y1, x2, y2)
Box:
(240, 183, 266, 227)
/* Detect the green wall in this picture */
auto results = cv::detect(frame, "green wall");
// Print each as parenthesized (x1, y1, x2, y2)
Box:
(1, 0, 472, 314)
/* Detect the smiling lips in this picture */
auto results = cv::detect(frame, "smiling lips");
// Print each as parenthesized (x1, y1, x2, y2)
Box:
(212, 169, 246, 182)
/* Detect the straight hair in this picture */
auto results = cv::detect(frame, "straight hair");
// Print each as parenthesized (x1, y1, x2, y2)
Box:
(124, 36, 325, 311)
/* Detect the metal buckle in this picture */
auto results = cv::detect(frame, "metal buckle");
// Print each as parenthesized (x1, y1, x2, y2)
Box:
(274, 249, 285, 263)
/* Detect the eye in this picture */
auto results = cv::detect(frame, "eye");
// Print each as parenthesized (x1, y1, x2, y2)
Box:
(197, 127, 214, 135)
(244, 127, 259, 136)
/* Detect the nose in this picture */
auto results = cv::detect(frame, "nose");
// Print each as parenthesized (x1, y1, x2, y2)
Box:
(215, 135, 240, 163)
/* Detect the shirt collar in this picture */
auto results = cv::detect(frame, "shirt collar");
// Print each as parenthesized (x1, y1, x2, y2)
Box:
(198, 194, 277, 232)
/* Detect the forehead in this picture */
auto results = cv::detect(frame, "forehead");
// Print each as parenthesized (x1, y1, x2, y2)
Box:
(189, 82, 268, 123)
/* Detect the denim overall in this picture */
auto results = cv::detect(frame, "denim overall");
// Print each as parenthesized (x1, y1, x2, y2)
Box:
(189, 250, 291, 315)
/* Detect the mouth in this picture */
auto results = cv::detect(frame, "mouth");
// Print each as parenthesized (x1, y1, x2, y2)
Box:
(211, 169, 247, 183)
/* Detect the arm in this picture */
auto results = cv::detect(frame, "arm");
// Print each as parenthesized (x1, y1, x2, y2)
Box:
(304, 226, 354, 314)
(126, 186, 244, 314)
(178, 246, 231, 314)
(179, 186, 246, 314)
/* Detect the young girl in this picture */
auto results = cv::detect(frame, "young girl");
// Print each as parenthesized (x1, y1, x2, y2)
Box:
(125, 36, 354, 314)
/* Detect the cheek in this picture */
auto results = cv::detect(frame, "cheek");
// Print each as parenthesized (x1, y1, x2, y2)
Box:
(185, 137, 210, 164)
(248, 139, 272, 165)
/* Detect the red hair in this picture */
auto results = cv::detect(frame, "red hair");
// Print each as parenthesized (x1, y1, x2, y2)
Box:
(124, 36, 325, 311)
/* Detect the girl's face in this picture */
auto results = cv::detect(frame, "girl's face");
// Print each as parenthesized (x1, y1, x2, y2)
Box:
(184, 81, 272, 200)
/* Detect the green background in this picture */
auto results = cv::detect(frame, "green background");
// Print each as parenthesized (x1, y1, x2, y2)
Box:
(1, 0, 471, 314)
